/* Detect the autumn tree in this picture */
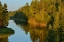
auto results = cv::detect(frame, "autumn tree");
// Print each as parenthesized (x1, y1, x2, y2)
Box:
(0, 2, 4, 26)
(3, 3, 9, 26)
(60, 0, 64, 30)
(0, 1, 9, 27)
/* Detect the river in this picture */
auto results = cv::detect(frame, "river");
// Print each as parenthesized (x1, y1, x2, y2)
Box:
(7, 20, 48, 42)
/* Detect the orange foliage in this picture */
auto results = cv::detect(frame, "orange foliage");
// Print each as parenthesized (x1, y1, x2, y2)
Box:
(39, 23, 47, 28)
(28, 17, 46, 28)
(28, 17, 39, 27)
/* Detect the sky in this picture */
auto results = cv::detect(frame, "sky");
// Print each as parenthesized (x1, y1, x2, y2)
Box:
(0, 0, 32, 11)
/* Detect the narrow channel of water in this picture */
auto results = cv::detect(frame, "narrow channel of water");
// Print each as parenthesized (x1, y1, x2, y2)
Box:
(7, 20, 31, 42)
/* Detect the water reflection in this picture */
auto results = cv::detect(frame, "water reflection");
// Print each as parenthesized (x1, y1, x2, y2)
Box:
(14, 20, 48, 42)
(0, 28, 14, 42)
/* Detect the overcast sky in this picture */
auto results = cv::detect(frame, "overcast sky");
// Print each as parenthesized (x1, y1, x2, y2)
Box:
(0, 0, 32, 11)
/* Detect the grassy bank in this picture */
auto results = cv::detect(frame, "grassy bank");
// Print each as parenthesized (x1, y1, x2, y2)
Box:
(0, 28, 14, 34)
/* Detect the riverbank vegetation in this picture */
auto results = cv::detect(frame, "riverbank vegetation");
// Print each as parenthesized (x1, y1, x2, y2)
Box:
(0, 1, 9, 27)
(0, 28, 14, 42)
(0, 0, 63, 41)
(10, 0, 64, 42)
(9, 0, 64, 29)
(0, 0, 64, 29)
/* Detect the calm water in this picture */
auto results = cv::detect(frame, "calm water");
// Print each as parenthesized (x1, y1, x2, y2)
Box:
(7, 20, 47, 42)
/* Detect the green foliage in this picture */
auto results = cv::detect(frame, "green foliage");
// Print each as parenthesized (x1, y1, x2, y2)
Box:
(8, 0, 64, 42)
(14, 12, 28, 20)
(60, 2, 64, 29)
(0, 28, 14, 34)
(47, 30, 56, 42)
(53, 12, 60, 30)
(10, 0, 61, 29)
(0, 28, 14, 42)
(17, 0, 50, 24)
(0, 1, 9, 27)
(10, 0, 64, 30)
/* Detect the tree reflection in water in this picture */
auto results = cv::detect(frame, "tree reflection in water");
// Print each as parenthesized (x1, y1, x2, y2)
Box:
(14, 20, 48, 42)
(22, 25, 48, 42)
(0, 28, 14, 42)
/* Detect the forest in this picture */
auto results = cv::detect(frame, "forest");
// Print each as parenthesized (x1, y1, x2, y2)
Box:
(9, 0, 64, 30)
(0, 0, 64, 42)
(0, 0, 64, 31)
(10, 0, 64, 41)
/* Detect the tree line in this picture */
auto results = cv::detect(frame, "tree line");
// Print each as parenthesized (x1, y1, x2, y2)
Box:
(15, 0, 63, 29)
(9, 0, 64, 42)
(8, 0, 64, 30)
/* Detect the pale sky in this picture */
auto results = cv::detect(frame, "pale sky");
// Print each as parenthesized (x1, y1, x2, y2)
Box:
(0, 0, 32, 11)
